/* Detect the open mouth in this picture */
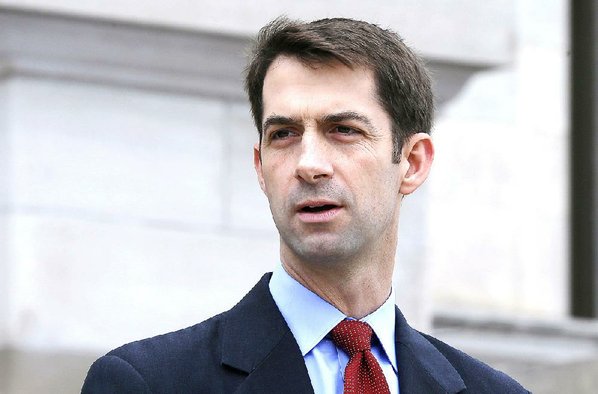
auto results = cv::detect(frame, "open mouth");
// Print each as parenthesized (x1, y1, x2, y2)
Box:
(300, 204, 338, 213)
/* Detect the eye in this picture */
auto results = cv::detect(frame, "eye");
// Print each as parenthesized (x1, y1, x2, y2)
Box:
(332, 125, 359, 136)
(270, 129, 296, 140)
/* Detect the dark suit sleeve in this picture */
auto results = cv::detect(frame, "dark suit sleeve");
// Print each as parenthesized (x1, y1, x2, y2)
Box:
(81, 355, 152, 394)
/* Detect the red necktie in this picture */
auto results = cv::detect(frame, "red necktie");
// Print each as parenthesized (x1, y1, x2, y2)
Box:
(331, 320, 391, 394)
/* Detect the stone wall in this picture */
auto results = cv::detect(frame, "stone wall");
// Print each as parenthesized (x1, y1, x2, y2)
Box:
(429, 0, 569, 317)
(0, 2, 576, 392)
(0, 5, 513, 357)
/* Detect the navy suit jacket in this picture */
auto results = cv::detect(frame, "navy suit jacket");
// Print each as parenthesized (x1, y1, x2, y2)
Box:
(82, 273, 529, 393)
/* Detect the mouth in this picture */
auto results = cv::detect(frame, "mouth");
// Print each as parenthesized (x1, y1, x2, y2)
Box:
(299, 204, 339, 213)
(296, 201, 342, 223)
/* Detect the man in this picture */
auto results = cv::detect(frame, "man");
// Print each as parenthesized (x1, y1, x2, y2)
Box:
(82, 17, 529, 393)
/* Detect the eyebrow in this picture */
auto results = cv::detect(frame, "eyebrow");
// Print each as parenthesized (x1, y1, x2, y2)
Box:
(262, 115, 301, 132)
(320, 111, 378, 132)
(262, 111, 379, 133)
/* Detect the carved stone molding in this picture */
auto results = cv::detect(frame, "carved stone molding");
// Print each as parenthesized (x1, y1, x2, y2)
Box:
(0, 7, 511, 104)
(0, 7, 249, 100)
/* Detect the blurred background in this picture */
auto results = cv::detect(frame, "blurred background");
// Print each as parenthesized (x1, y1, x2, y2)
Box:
(0, 1, 596, 393)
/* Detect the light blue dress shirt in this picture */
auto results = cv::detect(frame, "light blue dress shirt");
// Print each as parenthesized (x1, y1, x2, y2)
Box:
(269, 264, 399, 394)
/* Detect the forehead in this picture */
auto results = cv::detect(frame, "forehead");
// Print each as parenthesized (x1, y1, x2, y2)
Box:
(262, 56, 389, 127)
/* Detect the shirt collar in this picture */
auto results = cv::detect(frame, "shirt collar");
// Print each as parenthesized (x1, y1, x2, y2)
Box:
(269, 264, 397, 372)
(361, 286, 398, 372)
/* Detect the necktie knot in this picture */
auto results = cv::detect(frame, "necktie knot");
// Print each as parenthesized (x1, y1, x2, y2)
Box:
(330, 319, 390, 393)
(331, 320, 373, 356)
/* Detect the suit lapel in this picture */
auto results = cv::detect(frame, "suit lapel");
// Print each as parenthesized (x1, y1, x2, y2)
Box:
(394, 307, 466, 393)
(221, 273, 314, 394)
(233, 329, 314, 394)
(220, 274, 465, 393)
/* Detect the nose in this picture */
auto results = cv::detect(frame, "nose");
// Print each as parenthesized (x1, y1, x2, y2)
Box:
(295, 133, 333, 184)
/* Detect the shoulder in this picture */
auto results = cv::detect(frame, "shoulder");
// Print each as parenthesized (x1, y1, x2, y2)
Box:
(421, 332, 530, 393)
(109, 312, 226, 366)
(82, 312, 237, 393)
(82, 274, 274, 393)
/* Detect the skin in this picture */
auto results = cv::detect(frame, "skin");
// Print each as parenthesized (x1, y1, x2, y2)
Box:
(254, 56, 434, 318)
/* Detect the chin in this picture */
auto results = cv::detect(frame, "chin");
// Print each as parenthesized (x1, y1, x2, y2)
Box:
(285, 237, 362, 266)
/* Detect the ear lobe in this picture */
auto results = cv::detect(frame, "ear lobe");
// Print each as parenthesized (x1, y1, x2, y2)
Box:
(254, 143, 267, 193)
(399, 133, 434, 195)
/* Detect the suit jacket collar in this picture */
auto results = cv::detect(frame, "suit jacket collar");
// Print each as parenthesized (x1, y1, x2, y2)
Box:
(395, 307, 466, 393)
(220, 273, 465, 393)
(221, 273, 314, 394)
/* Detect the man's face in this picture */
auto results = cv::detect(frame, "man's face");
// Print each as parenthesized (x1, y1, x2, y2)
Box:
(255, 56, 408, 266)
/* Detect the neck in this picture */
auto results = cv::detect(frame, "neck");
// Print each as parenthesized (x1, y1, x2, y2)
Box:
(280, 240, 396, 319)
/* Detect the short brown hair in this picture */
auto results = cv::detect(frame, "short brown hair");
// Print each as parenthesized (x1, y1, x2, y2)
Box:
(245, 17, 434, 162)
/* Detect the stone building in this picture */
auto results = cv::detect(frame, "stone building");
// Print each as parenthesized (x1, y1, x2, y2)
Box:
(0, 1, 596, 393)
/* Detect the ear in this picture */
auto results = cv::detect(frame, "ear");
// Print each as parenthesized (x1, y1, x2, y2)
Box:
(399, 133, 434, 195)
(254, 143, 267, 193)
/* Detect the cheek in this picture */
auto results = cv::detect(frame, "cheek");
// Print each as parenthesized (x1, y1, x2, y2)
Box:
(261, 167, 287, 199)
(369, 168, 402, 202)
